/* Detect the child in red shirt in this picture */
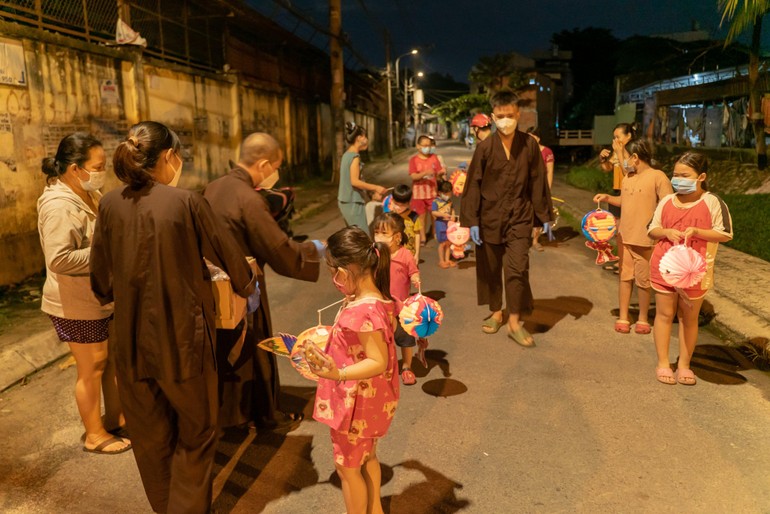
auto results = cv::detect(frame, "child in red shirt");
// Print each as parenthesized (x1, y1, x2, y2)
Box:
(409, 135, 444, 244)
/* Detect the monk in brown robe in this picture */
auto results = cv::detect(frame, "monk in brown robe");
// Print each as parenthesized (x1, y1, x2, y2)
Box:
(461, 90, 554, 347)
(90, 121, 256, 514)
(204, 133, 322, 429)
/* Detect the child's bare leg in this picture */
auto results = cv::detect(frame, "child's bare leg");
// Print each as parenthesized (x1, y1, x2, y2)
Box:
(401, 346, 413, 370)
(419, 213, 428, 242)
(676, 297, 705, 371)
(653, 292, 677, 369)
(361, 451, 384, 514)
(637, 286, 651, 324)
(443, 242, 452, 263)
(436, 241, 445, 264)
(618, 279, 633, 321)
(336, 464, 368, 514)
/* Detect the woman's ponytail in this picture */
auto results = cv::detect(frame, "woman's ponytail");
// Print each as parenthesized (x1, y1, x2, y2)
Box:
(372, 241, 392, 301)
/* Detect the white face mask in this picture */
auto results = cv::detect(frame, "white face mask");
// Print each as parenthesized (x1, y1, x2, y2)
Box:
(168, 156, 183, 187)
(79, 168, 107, 192)
(494, 117, 517, 135)
(259, 164, 280, 189)
(440, 194, 450, 201)
(374, 233, 393, 246)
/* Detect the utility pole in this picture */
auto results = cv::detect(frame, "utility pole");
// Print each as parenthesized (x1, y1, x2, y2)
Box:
(329, 0, 345, 184)
(385, 31, 393, 159)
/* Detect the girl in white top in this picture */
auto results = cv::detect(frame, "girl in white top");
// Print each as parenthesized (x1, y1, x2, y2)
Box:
(38, 133, 130, 454)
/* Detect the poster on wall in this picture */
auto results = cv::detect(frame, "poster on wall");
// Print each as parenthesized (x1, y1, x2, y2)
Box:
(0, 37, 27, 86)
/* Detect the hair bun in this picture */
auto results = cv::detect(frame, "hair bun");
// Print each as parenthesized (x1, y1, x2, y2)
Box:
(345, 121, 356, 133)
(127, 135, 139, 147)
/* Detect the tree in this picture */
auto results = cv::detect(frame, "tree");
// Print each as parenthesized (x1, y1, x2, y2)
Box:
(468, 53, 529, 95)
(430, 94, 489, 122)
(720, 0, 770, 169)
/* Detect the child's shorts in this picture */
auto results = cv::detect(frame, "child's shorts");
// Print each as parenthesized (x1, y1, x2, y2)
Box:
(394, 318, 416, 348)
(410, 198, 432, 215)
(331, 428, 378, 468)
(620, 244, 652, 288)
(436, 227, 448, 243)
(651, 281, 708, 301)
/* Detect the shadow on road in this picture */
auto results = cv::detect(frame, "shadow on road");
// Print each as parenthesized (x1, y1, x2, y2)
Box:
(422, 290, 446, 301)
(522, 296, 593, 334)
(411, 349, 452, 379)
(685, 344, 756, 386)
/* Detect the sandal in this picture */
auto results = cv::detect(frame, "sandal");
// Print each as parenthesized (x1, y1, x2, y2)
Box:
(508, 326, 535, 347)
(614, 319, 631, 334)
(634, 321, 651, 335)
(83, 435, 132, 455)
(676, 368, 697, 386)
(401, 369, 416, 385)
(481, 316, 504, 334)
(656, 367, 676, 385)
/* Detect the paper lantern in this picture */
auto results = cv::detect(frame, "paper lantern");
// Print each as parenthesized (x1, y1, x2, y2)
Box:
(659, 245, 707, 289)
(399, 294, 443, 338)
(581, 209, 617, 243)
(446, 221, 470, 260)
(451, 170, 467, 196)
(257, 325, 332, 382)
(382, 194, 393, 213)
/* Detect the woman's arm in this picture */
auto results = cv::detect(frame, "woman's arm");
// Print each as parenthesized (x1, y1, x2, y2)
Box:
(546, 161, 554, 189)
(349, 156, 386, 194)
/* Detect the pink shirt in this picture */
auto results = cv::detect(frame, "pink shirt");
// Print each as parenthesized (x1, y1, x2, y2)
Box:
(313, 298, 399, 438)
(540, 146, 554, 165)
(389, 246, 419, 305)
(648, 192, 733, 292)
(409, 154, 441, 200)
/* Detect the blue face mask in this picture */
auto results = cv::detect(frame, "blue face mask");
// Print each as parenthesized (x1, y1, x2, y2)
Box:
(671, 177, 698, 194)
(430, 147, 436, 155)
(420, 146, 431, 155)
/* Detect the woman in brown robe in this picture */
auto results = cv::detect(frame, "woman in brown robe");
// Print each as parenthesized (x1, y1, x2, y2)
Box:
(90, 121, 255, 514)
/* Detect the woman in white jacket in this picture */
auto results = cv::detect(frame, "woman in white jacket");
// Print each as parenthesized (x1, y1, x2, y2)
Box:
(38, 133, 130, 454)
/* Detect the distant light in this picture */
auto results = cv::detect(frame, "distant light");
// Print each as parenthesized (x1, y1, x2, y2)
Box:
(540, 86, 544, 92)
(529, 78, 536, 85)
(411, 49, 418, 55)
(417, 71, 424, 77)
(694, 73, 699, 81)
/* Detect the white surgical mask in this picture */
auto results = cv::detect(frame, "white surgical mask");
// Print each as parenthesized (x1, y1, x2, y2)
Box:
(374, 233, 393, 246)
(79, 168, 106, 192)
(259, 165, 280, 189)
(440, 194, 450, 201)
(168, 162, 182, 187)
(495, 117, 517, 135)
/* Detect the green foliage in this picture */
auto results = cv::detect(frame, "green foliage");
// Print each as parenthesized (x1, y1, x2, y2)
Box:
(565, 165, 614, 194)
(468, 53, 530, 94)
(721, 193, 770, 262)
(431, 94, 490, 122)
(720, 0, 770, 44)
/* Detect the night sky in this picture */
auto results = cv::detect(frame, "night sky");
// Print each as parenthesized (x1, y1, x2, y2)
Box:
(250, 0, 761, 82)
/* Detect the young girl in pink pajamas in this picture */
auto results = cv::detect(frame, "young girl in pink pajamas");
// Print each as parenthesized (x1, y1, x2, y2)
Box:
(306, 226, 399, 514)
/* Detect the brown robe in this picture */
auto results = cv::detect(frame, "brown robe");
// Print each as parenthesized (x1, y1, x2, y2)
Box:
(460, 131, 553, 314)
(204, 166, 321, 427)
(90, 182, 255, 514)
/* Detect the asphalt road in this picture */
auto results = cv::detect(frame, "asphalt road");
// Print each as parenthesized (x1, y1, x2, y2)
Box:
(2, 142, 770, 513)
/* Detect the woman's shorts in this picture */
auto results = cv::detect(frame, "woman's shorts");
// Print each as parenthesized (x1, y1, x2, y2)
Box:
(410, 198, 432, 216)
(331, 428, 378, 468)
(48, 315, 112, 343)
(394, 319, 416, 348)
(651, 282, 707, 301)
(619, 244, 652, 288)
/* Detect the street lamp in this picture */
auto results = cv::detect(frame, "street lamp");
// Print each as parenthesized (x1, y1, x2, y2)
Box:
(394, 49, 418, 148)
(394, 49, 418, 93)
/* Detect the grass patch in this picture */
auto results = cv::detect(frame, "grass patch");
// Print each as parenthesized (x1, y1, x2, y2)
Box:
(721, 193, 770, 262)
(565, 165, 614, 194)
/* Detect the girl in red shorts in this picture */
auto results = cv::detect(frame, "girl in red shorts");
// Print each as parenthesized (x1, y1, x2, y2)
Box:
(648, 152, 733, 386)
(307, 226, 399, 514)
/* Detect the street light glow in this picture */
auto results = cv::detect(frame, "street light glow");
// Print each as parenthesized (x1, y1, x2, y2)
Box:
(417, 71, 424, 77)
(411, 49, 418, 55)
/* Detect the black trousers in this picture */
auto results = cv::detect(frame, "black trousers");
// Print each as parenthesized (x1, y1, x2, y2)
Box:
(475, 234, 534, 316)
(215, 311, 280, 428)
(117, 347, 218, 514)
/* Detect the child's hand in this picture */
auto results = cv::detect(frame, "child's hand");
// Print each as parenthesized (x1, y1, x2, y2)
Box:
(304, 341, 337, 379)
(593, 193, 609, 204)
(664, 228, 685, 244)
(682, 227, 699, 244)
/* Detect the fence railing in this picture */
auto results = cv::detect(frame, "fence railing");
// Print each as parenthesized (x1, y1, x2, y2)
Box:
(0, 0, 224, 70)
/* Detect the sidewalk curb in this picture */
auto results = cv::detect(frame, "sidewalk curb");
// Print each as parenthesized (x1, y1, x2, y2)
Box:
(0, 328, 66, 392)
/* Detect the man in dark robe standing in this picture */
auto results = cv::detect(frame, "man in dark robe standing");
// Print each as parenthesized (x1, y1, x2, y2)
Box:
(461, 90, 554, 347)
(204, 132, 323, 429)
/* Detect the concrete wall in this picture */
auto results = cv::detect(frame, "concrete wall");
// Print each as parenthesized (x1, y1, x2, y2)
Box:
(0, 33, 384, 287)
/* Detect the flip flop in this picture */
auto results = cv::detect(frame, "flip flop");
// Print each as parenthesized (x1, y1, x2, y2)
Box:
(401, 369, 416, 385)
(614, 320, 631, 334)
(676, 368, 697, 386)
(656, 367, 676, 385)
(508, 327, 535, 347)
(482, 316, 503, 334)
(634, 321, 651, 335)
(83, 435, 132, 455)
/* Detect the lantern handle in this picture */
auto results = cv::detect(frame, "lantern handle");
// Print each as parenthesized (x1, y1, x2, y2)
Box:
(317, 298, 345, 326)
